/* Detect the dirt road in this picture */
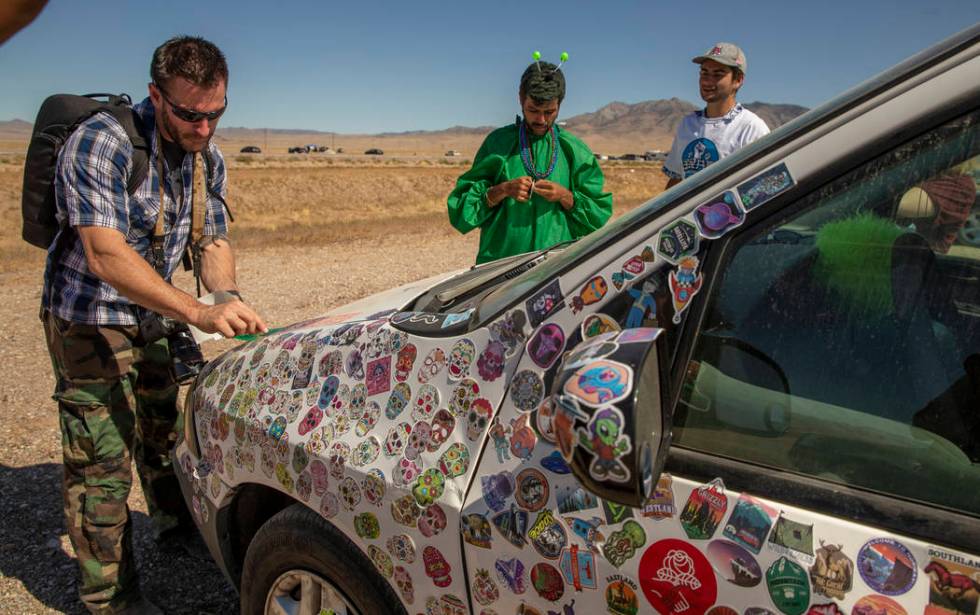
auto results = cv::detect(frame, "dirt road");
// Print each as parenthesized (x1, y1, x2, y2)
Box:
(0, 230, 478, 615)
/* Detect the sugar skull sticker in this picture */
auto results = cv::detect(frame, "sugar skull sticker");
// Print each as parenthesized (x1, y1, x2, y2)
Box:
(385, 382, 411, 420)
(417, 348, 446, 383)
(447, 339, 476, 381)
(383, 422, 411, 457)
(411, 383, 440, 422)
(448, 378, 481, 418)
(428, 409, 455, 452)
(438, 442, 470, 478)
(345, 347, 364, 380)
(563, 359, 633, 407)
(316, 375, 340, 409)
(476, 340, 506, 382)
(465, 397, 493, 441)
(394, 343, 417, 382)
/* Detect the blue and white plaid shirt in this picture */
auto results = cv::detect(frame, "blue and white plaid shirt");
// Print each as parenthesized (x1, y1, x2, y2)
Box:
(42, 97, 229, 325)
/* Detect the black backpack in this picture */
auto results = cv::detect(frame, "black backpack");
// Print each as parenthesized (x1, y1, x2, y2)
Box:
(21, 93, 150, 249)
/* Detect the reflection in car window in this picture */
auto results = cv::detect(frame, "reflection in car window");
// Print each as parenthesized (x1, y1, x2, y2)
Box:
(674, 110, 980, 516)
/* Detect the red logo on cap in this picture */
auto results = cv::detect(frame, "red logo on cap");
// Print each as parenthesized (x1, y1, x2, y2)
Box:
(710, 46, 722, 56)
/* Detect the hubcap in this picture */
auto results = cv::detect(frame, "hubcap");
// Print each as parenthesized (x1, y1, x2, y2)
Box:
(264, 569, 359, 615)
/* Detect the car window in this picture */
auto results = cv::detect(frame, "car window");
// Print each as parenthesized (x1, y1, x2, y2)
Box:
(674, 109, 980, 516)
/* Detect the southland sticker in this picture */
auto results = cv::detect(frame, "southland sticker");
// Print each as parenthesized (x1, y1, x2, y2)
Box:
(925, 547, 980, 615)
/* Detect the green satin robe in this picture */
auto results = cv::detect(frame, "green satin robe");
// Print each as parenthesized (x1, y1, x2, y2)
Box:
(447, 122, 613, 264)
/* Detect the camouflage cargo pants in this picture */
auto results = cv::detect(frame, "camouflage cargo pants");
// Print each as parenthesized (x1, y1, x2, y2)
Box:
(42, 311, 192, 613)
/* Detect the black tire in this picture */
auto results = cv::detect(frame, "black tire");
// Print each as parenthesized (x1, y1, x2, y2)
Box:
(240, 503, 406, 615)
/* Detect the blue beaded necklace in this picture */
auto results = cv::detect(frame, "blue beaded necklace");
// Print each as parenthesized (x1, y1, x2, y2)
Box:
(518, 118, 559, 180)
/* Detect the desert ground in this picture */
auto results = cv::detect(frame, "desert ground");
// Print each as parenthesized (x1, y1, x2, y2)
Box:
(0, 142, 666, 613)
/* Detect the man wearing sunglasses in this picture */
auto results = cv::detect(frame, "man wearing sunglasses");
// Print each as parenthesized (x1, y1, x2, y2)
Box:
(41, 36, 266, 615)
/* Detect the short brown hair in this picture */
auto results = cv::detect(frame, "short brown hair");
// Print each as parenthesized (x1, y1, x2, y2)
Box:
(151, 36, 228, 89)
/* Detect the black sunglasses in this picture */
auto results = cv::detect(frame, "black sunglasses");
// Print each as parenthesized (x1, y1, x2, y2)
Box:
(154, 83, 227, 123)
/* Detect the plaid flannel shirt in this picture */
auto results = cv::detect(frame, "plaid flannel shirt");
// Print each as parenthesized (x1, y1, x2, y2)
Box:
(42, 98, 229, 325)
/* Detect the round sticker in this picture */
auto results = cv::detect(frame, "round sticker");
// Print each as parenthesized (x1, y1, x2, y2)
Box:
(707, 540, 762, 587)
(639, 538, 717, 615)
(510, 370, 544, 412)
(530, 562, 565, 601)
(514, 468, 549, 512)
(855, 538, 916, 596)
(850, 595, 906, 615)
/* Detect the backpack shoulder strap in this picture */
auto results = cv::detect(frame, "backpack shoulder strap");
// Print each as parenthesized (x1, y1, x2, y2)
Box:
(101, 96, 150, 196)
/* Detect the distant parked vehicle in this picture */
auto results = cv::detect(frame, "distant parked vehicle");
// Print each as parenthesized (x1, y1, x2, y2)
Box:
(364, 148, 384, 155)
(444, 150, 461, 157)
(240, 145, 261, 154)
(288, 146, 307, 154)
(594, 153, 609, 161)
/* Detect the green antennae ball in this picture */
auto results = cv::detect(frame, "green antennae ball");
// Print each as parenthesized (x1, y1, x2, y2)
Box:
(533, 51, 541, 61)
(560, 52, 569, 62)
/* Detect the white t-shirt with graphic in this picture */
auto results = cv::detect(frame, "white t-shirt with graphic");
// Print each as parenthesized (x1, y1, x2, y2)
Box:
(662, 104, 770, 180)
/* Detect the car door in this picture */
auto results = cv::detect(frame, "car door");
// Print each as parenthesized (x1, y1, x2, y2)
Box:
(459, 51, 979, 615)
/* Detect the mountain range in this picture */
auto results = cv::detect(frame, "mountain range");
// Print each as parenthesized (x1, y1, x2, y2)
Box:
(0, 98, 808, 151)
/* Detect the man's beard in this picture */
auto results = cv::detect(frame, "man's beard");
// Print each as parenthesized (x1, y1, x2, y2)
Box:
(161, 111, 212, 152)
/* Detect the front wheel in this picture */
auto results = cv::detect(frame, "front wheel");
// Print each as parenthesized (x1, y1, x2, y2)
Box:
(240, 503, 405, 615)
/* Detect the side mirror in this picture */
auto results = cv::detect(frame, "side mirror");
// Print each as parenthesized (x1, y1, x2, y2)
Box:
(548, 327, 672, 508)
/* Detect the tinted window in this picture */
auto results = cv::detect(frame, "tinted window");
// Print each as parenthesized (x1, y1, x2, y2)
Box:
(674, 110, 980, 516)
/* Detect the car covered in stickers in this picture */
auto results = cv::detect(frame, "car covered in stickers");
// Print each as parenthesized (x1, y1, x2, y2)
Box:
(174, 26, 980, 615)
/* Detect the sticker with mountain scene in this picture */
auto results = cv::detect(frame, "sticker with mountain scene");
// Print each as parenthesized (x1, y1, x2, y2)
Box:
(722, 493, 777, 554)
(856, 538, 916, 596)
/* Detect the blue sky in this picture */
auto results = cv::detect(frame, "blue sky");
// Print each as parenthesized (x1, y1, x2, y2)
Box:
(1, 1, 977, 133)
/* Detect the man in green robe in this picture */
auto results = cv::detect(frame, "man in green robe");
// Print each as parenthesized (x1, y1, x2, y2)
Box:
(448, 59, 613, 264)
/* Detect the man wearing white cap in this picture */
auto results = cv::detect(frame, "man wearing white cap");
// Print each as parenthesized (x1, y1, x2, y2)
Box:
(663, 42, 770, 188)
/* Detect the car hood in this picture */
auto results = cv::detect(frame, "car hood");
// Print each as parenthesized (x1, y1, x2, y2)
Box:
(320, 267, 466, 322)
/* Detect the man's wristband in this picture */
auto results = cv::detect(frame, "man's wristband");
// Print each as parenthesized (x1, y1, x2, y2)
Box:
(223, 289, 243, 301)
